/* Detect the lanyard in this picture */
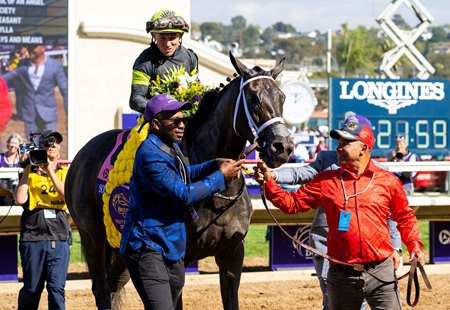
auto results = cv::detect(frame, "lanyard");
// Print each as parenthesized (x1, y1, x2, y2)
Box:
(340, 172, 375, 209)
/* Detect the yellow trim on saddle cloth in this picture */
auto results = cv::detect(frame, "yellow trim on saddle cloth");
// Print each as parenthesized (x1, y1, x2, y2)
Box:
(28, 167, 68, 211)
(102, 115, 149, 248)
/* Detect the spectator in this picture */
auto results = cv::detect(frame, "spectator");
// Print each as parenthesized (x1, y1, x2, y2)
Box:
(314, 136, 328, 157)
(129, 9, 198, 113)
(388, 135, 420, 195)
(3, 40, 68, 135)
(254, 114, 425, 309)
(0, 133, 23, 204)
(0, 133, 23, 168)
(13, 130, 70, 309)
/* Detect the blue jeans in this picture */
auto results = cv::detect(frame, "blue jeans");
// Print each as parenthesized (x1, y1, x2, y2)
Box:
(19, 240, 70, 310)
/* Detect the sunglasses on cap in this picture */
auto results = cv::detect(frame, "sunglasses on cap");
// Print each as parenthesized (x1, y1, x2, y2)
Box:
(345, 122, 361, 131)
(146, 16, 189, 32)
(157, 117, 190, 127)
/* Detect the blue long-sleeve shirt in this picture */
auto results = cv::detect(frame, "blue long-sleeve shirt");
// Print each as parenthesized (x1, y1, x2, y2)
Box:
(119, 133, 226, 261)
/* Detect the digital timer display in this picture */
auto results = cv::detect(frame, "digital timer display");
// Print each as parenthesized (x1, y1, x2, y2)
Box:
(329, 78, 450, 158)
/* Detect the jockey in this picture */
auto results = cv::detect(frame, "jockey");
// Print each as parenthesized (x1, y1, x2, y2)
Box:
(129, 9, 199, 113)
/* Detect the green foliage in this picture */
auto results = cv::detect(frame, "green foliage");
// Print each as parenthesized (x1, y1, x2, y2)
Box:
(272, 22, 296, 33)
(244, 225, 270, 257)
(195, 15, 450, 79)
(199, 22, 225, 42)
(70, 230, 84, 263)
(429, 26, 448, 42)
(336, 25, 384, 76)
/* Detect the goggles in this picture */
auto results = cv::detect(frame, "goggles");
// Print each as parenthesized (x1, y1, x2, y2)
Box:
(146, 16, 189, 33)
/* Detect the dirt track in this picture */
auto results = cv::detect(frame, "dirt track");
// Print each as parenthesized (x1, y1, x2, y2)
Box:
(0, 259, 449, 310)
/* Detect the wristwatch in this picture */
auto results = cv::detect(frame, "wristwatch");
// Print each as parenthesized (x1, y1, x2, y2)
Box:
(395, 248, 403, 254)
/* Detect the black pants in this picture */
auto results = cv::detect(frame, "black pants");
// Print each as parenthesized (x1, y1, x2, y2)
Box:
(123, 246, 185, 310)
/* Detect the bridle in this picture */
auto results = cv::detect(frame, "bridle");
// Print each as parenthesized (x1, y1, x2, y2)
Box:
(233, 76, 285, 144)
(214, 76, 285, 202)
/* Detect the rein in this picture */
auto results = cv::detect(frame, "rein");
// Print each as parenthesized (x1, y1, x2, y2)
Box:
(258, 178, 432, 307)
(398, 256, 432, 307)
(212, 142, 259, 202)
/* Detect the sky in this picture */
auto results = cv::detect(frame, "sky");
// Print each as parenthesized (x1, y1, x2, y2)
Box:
(191, 0, 448, 32)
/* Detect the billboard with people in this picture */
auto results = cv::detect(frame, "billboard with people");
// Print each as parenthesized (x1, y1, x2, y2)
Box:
(0, 0, 68, 159)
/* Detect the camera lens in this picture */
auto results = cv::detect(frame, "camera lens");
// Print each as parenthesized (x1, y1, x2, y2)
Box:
(395, 152, 404, 160)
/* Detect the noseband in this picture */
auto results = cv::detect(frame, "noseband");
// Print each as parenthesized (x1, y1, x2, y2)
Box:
(233, 76, 285, 144)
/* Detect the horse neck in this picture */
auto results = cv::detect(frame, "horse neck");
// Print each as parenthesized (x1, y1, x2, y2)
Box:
(190, 83, 247, 162)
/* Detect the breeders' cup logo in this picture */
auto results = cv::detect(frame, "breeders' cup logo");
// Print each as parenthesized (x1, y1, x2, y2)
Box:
(339, 80, 445, 114)
(109, 185, 130, 231)
(292, 225, 313, 259)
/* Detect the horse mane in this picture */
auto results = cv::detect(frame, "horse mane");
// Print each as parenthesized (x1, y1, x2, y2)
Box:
(184, 79, 235, 141)
(185, 66, 270, 140)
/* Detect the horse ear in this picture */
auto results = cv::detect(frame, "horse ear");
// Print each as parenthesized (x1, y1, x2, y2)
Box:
(270, 57, 285, 80)
(229, 51, 251, 77)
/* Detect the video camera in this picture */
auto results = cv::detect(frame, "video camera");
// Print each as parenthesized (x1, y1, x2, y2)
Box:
(19, 132, 52, 166)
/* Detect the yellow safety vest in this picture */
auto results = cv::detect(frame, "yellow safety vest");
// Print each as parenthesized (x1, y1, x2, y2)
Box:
(28, 166, 68, 211)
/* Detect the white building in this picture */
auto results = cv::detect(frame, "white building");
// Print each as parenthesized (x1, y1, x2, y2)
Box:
(68, 0, 237, 159)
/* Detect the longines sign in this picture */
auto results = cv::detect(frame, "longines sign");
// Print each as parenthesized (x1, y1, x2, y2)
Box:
(330, 78, 450, 158)
(338, 80, 446, 114)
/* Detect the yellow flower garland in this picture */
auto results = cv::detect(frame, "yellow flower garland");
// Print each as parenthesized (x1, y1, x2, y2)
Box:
(102, 116, 148, 248)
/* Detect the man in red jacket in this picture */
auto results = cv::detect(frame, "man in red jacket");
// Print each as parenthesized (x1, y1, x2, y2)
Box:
(254, 114, 425, 309)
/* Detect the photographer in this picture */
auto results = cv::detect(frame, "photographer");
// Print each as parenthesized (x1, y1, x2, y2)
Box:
(388, 135, 420, 195)
(13, 130, 70, 310)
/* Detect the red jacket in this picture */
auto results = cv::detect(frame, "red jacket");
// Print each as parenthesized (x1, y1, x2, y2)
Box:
(0, 77, 11, 132)
(265, 160, 422, 264)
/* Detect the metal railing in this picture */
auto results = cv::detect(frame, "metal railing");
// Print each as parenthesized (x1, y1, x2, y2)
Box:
(1, 162, 450, 232)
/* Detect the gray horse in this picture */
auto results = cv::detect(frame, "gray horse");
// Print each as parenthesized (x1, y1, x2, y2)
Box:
(65, 53, 293, 309)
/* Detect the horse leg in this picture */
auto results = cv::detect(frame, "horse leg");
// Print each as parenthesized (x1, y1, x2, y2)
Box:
(215, 240, 245, 310)
(78, 227, 112, 309)
(108, 252, 130, 310)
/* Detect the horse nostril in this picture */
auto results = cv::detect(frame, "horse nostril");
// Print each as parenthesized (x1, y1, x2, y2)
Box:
(286, 145, 294, 155)
(271, 141, 287, 154)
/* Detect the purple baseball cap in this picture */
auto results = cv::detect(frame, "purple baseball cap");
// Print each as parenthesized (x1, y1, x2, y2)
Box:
(144, 94, 192, 121)
(330, 114, 375, 149)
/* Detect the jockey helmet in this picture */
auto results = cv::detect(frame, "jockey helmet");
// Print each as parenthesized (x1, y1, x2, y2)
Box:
(146, 9, 189, 34)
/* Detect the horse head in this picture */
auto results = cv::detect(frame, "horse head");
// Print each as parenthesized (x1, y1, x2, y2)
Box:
(229, 52, 294, 168)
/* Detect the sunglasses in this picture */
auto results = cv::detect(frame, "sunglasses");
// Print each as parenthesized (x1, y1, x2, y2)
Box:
(157, 117, 189, 127)
(146, 16, 189, 32)
(395, 135, 406, 140)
